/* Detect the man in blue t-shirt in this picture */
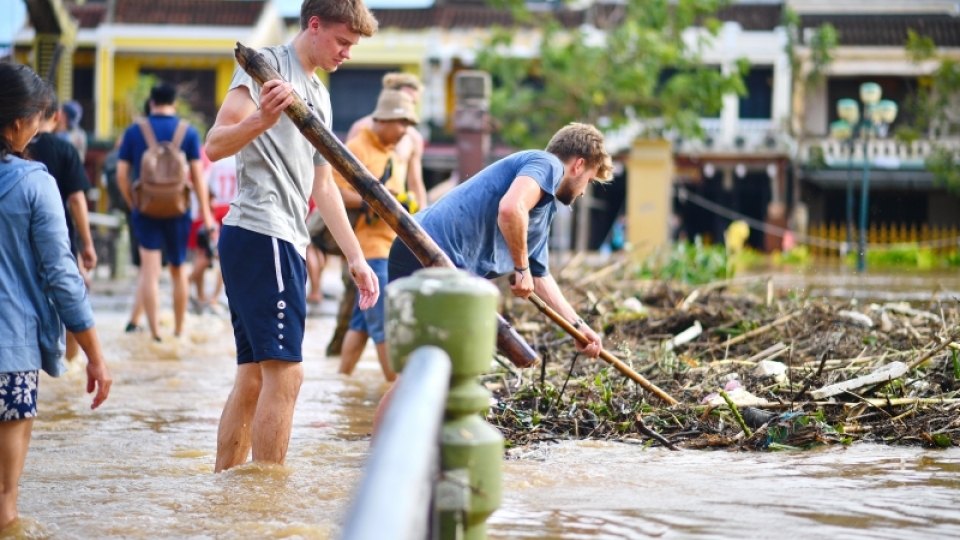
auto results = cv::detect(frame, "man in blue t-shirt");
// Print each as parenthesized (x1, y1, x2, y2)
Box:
(388, 122, 613, 358)
(117, 83, 215, 342)
(376, 123, 614, 432)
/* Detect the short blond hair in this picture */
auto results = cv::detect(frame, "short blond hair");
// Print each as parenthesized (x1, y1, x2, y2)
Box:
(545, 123, 613, 181)
(382, 72, 423, 93)
(300, 0, 378, 37)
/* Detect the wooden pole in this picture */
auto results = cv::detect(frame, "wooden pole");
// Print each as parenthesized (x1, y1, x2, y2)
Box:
(507, 276, 679, 405)
(234, 42, 538, 368)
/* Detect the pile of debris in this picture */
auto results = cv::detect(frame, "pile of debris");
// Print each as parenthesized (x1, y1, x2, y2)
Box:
(486, 261, 960, 452)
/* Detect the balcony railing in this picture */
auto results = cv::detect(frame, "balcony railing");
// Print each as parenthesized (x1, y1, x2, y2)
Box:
(604, 117, 783, 154)
(801, 138, 960, 169)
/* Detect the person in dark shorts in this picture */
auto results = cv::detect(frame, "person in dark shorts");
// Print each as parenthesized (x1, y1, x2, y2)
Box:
(0, 62, 111, 533)
(117, 83, 216, 341)
(335, 89, 419, 382)
(204, 0, 380, 472)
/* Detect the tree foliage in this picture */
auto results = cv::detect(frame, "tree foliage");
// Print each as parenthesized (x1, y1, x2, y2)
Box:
(475, 0, 747, 149)
(781, 7, 836, 140)
(902, 30, 960, 192)
(125, 74, 208, 138)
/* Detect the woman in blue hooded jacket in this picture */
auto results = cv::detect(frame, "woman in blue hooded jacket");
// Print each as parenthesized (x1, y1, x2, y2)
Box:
(0, 63, 112, 532)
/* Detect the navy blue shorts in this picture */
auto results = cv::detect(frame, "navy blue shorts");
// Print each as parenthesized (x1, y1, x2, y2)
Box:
(219, 225, 307, 364)
(388, 238, 424, 283)
(348, 258, 389, 344)
(0, 371, 38, 421)
(131, 210, 192, 267)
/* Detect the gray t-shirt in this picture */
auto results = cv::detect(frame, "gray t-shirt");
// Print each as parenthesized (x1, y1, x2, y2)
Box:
(223, 43, 332, 258)
(414, 150, 564, 278)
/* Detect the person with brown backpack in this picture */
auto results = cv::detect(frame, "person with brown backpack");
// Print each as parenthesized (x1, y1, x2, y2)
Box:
(117, 83, 215, 342)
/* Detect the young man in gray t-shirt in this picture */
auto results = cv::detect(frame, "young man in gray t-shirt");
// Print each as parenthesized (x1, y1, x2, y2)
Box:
(204, 0, 380, 473)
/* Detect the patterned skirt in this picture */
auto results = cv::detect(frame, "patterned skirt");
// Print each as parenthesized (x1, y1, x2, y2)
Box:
(0, 371, 39, 421)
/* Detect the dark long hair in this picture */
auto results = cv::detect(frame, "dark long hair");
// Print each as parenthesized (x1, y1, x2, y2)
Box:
(0, 63, 56, 161)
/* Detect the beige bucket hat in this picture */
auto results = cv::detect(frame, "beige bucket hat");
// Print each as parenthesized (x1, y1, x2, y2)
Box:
(371, 89, 419, 125)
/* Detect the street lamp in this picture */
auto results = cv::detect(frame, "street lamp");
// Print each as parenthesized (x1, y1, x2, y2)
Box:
(828, 82, 898, 272)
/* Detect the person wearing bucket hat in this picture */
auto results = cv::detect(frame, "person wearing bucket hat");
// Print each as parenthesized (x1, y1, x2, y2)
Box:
(313, 74, 425, 355)
(334, 89, 417, 382)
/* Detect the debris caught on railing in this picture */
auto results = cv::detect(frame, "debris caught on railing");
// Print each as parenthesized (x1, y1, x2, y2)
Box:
(486, 255, 960, 453)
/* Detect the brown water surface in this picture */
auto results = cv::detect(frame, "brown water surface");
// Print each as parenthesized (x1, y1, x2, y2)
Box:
(9, 281, 960, 539)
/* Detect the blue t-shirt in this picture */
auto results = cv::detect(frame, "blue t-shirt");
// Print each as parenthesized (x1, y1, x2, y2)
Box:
(118, 115, 201, 180)
(415, 150, 564, 278)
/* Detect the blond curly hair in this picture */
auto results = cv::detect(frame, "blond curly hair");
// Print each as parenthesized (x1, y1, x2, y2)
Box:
(545, 123, 613, 181)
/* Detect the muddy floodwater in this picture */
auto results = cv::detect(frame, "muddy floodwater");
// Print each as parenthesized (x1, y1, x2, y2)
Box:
(8, 270, 960, 539)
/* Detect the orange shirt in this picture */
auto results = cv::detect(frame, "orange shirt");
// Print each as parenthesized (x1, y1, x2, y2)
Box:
(334, 128, 404, 260)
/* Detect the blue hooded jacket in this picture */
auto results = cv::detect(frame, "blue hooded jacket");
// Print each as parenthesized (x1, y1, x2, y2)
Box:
(0, 156, 94, 375)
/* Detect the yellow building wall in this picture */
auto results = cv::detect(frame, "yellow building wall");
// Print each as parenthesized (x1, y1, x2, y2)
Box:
(108, 54, 237, 135)
(627, 139, 674, 258)
(216, 60, 236, 105)
(14, 48, 30, 65)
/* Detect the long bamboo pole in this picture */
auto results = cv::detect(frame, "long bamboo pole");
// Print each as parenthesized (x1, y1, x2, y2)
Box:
(234, 42, 538, 368)
(507, 277, 679, 405)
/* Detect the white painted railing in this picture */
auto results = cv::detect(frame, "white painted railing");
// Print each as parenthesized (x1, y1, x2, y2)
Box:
(605, 118, 782, 153)
(801, 138, 960, 165)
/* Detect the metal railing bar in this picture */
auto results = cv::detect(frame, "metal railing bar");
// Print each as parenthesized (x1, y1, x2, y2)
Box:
(340, 345, 452, 540)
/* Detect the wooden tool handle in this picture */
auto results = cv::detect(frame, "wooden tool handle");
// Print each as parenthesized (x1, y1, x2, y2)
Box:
(507, 275, 679, 405)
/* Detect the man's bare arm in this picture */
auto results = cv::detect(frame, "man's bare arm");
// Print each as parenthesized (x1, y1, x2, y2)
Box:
(533, 274, 602, 357)
(117, 160, 133, 209)
(406, 129, 428, 207)
(497, 175, 543, 298)
(312, 164, 380, 309)
(205, 81, 294, 161)
(338, 186, 364, 209)
(189, 160, 215, 232)
(67, 191, 97, 270)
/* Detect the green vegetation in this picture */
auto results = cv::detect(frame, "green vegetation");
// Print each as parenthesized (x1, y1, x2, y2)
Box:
(476, 0, 747, 149)
(125, 74, 208, 138)
(902, 30, 960, 193)
(840, 243, 955, 269)
(635, 239, 958, 284)
(636, 238, 730, 285)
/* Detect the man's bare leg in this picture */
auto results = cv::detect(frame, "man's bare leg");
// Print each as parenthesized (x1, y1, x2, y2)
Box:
(374, 342, 396, 382)
(215, 363, 263, 472)
(138, 248, 162, 339)
(338, 330, 368, 376)
(169, 264, 189, 337)
(189, 251, 209, 305)
(210, 264, 224, 307)
(372, 379, 399, 436)
(306, 245, 324, 304)
(251, 360, 303, 465)
(128, 287, 145, 330)
(0, 418, 33, 530)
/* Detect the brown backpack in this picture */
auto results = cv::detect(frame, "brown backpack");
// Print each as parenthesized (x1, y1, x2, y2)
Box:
(132, 118, 192, 218)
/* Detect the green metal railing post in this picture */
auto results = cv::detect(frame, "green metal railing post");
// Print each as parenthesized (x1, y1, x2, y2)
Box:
(386, 267, 503, 540)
